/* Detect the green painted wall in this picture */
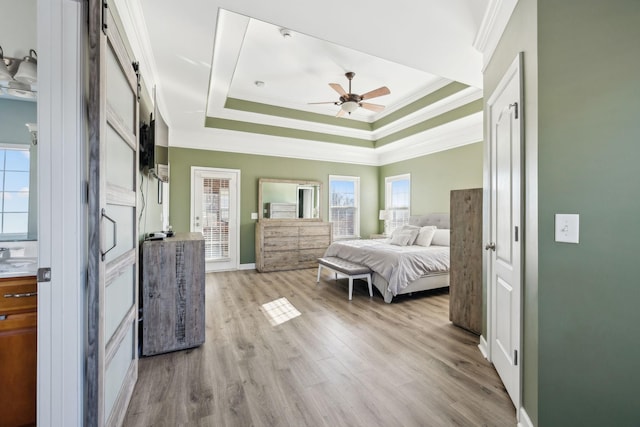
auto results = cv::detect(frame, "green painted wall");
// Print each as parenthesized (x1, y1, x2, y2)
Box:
(483, 0, 539, 422)
(378, 142, 483, 228)
(168, 143, 483, 264)
(537, 1, 640, 425)
(168, 147, 379, 264)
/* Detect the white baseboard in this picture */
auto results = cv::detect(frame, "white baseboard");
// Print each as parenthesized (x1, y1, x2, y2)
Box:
(239, 263, 256, 270)
(517, 407, 534, 427)
(478, 335, 489, 359)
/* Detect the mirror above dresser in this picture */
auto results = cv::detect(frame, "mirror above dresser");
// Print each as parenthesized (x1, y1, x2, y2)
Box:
(258, 178, 321, 220)
(255, 178, 331, 272)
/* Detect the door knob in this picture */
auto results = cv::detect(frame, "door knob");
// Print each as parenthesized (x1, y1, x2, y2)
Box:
(485, 242, 496, 251)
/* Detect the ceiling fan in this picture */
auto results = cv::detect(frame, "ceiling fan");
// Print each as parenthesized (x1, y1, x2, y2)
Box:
(309, 72, 390, 117)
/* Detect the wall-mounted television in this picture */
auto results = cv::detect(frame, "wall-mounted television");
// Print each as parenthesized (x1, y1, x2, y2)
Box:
(139, 86, 168, 174)
(139, 114, 155, 172)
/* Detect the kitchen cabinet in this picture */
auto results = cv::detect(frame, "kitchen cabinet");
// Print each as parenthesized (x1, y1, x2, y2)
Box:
(0, 275, 37, 427)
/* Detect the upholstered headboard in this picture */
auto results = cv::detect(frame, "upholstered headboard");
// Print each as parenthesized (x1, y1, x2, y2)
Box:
(408, 213, 450, 229)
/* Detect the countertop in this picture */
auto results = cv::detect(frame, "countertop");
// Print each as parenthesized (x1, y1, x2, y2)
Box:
(0, 257, 38, 279)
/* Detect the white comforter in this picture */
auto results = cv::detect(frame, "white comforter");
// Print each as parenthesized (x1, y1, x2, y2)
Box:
(323, 239, 449, 295)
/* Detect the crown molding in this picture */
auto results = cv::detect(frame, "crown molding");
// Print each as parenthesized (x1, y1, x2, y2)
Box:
(170, 128, 379, 166)
(371, 87, 482, 140)
(473, 0, 519, 71)
(375, 112, 483, 165)
(171, 110, 482, 167)
(113, 0, 168, 122)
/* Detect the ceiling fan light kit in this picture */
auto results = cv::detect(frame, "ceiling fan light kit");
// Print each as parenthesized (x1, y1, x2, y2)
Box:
(341, 101, 359, 114)
(310, 71, 390, 118)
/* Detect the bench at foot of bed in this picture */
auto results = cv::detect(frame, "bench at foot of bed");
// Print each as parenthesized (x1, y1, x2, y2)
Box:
(317, 257, 373, 301)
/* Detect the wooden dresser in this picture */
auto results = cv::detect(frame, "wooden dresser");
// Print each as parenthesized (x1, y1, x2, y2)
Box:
(449, 188, 483, 335)
(141, 233, 205, 356)
(0, 275, 37, 427)
(256, 220, 332, 272)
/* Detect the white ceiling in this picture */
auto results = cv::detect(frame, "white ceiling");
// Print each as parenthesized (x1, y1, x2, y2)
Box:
(136, 0, 490, 134)
(218, 11, 449, 122)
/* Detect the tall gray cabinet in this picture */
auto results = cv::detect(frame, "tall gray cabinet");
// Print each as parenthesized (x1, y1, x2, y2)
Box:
(141, 232, 205, 356)
(449, 188, 483, 335)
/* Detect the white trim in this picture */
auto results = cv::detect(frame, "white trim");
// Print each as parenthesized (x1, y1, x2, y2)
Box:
(172, 128, 380, 166)
(478, 335, 489, 359)
(37, 0, 85, 425)
(371, 86, 482, 139)
(204, 83, 481, 143)
(473, 0, 519, 71)
(170, 110, 482, 167)
(374, 78, 452, 120)
(239, 263, 256, 270)
(517, 407, 534, 427)
(375, 113, 483, 165)
(112, 0, 167, 124)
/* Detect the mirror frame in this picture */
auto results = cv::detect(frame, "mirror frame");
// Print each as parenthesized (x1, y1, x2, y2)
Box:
(258, 178, 322, 221)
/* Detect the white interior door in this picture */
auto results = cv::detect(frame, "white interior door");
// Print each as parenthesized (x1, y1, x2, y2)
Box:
(191, 167, 240, 271)
(87, 1, 139, 425)
(487, 53, 523, 410)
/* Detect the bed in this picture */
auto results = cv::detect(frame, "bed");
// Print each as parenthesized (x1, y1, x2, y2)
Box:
(322, 213, 450, 303)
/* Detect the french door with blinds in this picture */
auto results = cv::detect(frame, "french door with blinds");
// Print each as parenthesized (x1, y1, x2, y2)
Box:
(191, 167, 240, 271)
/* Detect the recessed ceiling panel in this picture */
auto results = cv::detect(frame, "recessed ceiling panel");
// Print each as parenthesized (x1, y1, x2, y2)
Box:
(225, 12, 447, 122)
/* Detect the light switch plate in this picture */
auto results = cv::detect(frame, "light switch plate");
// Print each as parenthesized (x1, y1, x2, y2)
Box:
(251, 212, 258, 220)
(555, 214, 579, 243)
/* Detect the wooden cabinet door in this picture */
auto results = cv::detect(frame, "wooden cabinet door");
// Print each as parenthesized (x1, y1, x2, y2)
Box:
(0, 311, 37, 427)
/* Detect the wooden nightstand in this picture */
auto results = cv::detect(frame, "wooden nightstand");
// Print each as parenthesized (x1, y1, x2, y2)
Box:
(369, 233, 388, 239)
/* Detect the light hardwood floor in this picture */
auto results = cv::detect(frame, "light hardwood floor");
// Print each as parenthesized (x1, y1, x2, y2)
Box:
(124, 268, 516, 427)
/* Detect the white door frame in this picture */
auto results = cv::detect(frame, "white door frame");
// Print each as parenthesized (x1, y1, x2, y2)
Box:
(37, 0, 85, 425)
(485, 52, 524, 416)
(190, 167, 241, 271)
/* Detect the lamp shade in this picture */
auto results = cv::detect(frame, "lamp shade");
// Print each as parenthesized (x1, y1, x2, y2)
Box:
(341, 101, 358, 114)
(0, 47, 12, 82)
(14, 50, 37, 84)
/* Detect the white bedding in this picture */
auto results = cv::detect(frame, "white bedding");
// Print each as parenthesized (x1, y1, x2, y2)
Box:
(323, 239, 449, 296)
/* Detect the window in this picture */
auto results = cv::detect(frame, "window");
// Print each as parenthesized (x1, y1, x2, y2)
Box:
(385, 174, 410, 235)
(329, 175, 360, 239)
(0, 146, 30, 240)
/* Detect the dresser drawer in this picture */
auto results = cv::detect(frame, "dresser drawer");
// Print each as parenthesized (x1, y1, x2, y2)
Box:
(299, 224, 331, 236)
(263, 251, 299, 270)
(263, 236, 298, 251)
(0, 276, 37, 315)
(263, 226, 299, 238)
(299, 248, 326, 263)
(302, 235, 331, 248)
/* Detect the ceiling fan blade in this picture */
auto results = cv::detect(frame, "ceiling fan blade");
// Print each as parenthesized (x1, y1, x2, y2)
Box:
(336, 109, 346, 118)
(308, 101, 338, 105)
(360, 102, 385, 112)
(329, 83, 348, 97)
(360, 86, 390, 100)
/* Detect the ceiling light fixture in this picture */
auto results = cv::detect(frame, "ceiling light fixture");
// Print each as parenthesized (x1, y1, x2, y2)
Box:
(0, 46, 38, 99)
(341, 101, 358, 114)
(279, 28, 292, 38)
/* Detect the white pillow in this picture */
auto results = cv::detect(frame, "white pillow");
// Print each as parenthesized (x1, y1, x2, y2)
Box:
(414, 226, 437, 246)
(431, 229, 450, 246)
(389, 226, 420, 246)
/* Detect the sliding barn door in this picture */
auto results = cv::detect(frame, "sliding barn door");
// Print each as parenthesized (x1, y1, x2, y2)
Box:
(88, 1, 139, 425)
